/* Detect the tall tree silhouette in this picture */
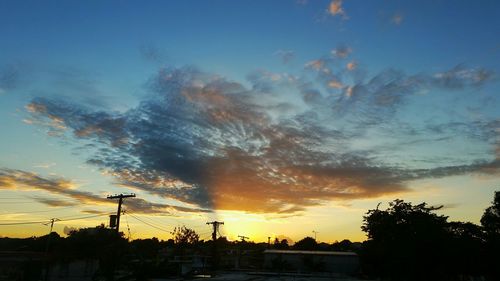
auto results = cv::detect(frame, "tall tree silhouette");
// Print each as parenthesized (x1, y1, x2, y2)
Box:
(481, 191, 500, 280)
(481, 191, 500, 235)
(361, 200, 449, 280)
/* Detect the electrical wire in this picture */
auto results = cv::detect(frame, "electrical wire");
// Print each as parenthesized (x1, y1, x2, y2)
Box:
(128, 213, 171, 233)
(124, 213, 132, 240)
(125, 210, 171, 230)
(58, 213, 111, 222)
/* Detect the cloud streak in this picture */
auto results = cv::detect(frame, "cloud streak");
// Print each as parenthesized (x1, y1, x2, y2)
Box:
(0, 168, 208, 215)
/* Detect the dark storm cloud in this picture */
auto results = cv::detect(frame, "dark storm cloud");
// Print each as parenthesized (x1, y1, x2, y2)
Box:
(25, 61, 498, 215)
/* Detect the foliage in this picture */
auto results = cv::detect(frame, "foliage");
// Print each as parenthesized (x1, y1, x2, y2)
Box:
(273, 238, 289, 249)
(480, 191, 500, 279)
(170, 225, 199, 245)
(361, 199, 451, 280)
(481, 191, 500, 235)
(330, 239, 353, 251)
(293, 236, 318, 250)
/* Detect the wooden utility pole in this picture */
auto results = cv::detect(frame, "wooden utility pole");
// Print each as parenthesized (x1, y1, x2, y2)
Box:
(206, 221, 224, 272)
(107, 193, 135, 233)
(44, 218, 59, 281)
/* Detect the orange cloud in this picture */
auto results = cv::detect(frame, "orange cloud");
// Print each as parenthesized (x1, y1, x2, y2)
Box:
(328, 0, 348, 19)
(305, 60, 325, 71)
(347, 61, 357, 71)
(328, 80, 343, 89)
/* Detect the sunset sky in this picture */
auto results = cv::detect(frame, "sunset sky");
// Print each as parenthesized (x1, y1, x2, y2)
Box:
(1, 0, 499, 243)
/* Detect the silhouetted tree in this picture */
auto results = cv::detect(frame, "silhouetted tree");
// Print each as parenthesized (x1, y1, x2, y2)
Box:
(361, 200, 449, 280)
(65, 224, 127, 281)
(481, 191, 500, 280)
(330, 239, 352, 251)
(274, 239, 289, 249)
(481, 191, 500, 235)
(170, 226, 199, 245)
(293, 237, 318, 250)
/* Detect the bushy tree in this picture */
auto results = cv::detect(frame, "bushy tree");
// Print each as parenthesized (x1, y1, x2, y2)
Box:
(170, 226, 199, 245)
(480, 191, 500, 280)
(481, 191, 500, 235)
(293, 237, 318, 250)
(361, 200, 449, 280)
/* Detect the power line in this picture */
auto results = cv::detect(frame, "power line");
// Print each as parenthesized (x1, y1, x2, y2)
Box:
(128, 213, 171, 233)
(59, 213, 111, 222)
(124, 213, 132, 240)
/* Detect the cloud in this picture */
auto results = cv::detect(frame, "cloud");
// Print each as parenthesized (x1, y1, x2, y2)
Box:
(391, 13, 403, 25)
(140, 45, 167, 63)
(32, 197, 78, 207)
(25, 62, 498, 215)
(274, 50, 295, 64)
(331, 45, 352, 58)
(0, 168, 208, 214)
(432, 65, 494, 89)
(346, 61, 357, 71)
(33, 162, 57, 169)
(63, 226, 77, 235)
(328, 0, 348, 19)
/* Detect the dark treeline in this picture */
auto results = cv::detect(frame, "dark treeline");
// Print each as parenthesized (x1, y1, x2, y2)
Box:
(360, 191, 500, 281)
(0, 191, 499, 281)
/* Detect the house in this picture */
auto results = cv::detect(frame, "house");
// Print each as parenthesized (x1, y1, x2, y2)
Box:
(263, 249, 359, 275)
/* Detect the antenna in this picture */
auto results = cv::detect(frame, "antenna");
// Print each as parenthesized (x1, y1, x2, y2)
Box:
(312, 230, 319, 241)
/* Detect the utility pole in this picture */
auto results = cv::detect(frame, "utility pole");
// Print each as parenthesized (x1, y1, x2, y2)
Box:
(44, 218, 59, 281)
(312, 230, 319, 241)
(107, 193, 135, 233)
(206, 221, 224, 272)
(236, 235, 249, 269)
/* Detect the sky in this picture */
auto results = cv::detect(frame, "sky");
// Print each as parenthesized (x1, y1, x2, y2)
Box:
(0, 0, 499, 243)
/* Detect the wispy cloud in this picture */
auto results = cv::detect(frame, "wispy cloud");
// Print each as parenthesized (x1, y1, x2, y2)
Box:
(0, 168, 208, 214)
(274, 50, 295, 64)
(140, 45, 167, 63)
(391, 13, 404, 25)
(331, 45, 352, 58)
(24, 58, 497, 215)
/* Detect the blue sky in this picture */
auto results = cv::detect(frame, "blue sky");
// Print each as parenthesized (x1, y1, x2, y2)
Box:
(0, 0, 499, 242)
